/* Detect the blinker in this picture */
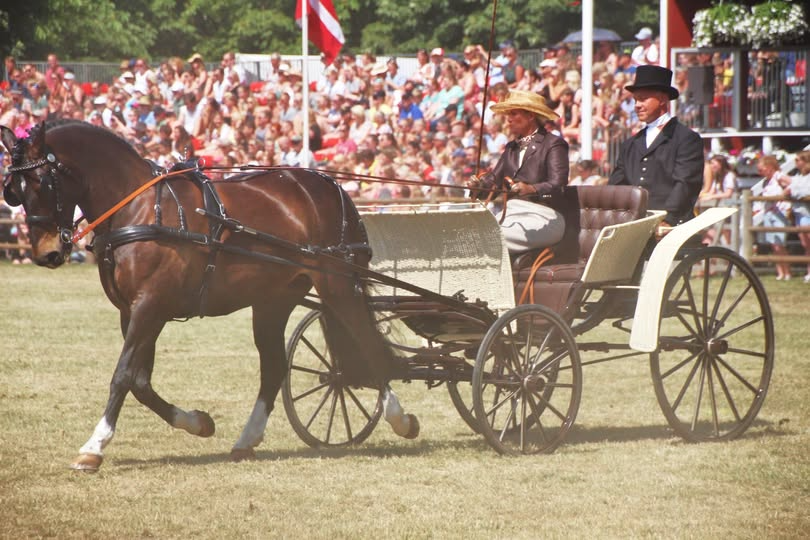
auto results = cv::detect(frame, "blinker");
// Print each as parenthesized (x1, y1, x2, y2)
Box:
(3, 179, 21, 207)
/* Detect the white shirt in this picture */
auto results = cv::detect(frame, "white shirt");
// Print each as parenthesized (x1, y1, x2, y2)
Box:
(645, 112, 671, 148)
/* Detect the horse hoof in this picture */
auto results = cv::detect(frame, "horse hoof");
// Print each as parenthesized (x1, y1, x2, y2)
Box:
(404, 414, 420, 439)
(230, 447, 256, 462)
(192, 410, 216, 438)
(70, 453, 103, 472)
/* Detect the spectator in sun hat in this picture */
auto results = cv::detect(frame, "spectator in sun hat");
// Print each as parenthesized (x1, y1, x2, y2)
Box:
(61, 70, 85, 105)
(286, 134, 315, 167)
(135, 95, 157, 127)
(188, 53, 208, 90)
(631, 27, 659, 67)
(117, 70, 136, 95)
(93, 94, 112, 127)
(429, 48, 444, 81)
(466, 90, 567, 253)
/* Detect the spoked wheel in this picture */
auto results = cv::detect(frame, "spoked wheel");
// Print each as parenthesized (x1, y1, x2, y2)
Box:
(282, 309, 383, 448)
(472, 305, 582, 455)
(447, 381, 480, 433)
(651, 247, 774, 442)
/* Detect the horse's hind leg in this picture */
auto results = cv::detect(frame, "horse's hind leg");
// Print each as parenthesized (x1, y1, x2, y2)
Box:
(318, 276, 420, 441)
(230, 302, 294, 461)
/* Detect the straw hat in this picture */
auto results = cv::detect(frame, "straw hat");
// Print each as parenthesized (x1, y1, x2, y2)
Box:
(369, 61, 388, 76)
(490, 90, 559, 121)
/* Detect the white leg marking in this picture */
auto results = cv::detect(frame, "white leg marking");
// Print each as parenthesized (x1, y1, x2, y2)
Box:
(383, 388, 413, 438)
(233, 399, 269, 450)
(78, 417, 115, 456)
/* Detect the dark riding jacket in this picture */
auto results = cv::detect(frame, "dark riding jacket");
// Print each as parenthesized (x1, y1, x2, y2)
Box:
(608, 118, 704, 225)
(478, 128, 569, 201)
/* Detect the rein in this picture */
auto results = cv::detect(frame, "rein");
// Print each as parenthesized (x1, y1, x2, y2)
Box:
(71, 167, 196, 244)
(221, 165, 515, 199)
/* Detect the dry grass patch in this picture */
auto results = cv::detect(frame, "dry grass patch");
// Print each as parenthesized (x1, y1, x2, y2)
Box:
(0, 263, 808, 539)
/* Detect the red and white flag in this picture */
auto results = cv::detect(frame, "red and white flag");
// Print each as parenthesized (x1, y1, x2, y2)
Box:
(295, 0, 345, 65)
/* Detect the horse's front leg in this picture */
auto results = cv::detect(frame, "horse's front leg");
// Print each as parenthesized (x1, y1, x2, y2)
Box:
(230, 304, 292, 461)
(71, 310, 212, 471)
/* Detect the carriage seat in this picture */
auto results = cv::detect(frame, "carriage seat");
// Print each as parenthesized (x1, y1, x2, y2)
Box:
(512, 185, 649, 316)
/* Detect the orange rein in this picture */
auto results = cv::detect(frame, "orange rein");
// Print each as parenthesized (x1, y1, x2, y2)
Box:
(71, 167, 195, 244)
(70, 165, 515, 245)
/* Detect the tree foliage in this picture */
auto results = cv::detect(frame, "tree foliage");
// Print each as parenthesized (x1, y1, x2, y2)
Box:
(1, 0, 661, 62)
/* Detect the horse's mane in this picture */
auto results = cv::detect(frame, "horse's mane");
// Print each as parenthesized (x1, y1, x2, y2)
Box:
(31, 119, 143, 160)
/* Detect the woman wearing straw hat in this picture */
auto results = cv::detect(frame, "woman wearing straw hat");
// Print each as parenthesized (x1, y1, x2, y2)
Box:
(467, 90, 568, 253)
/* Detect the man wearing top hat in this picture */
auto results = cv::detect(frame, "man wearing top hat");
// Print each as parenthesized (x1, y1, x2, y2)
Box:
(609, 64, 704, 230)
(466, 90, 567, 253)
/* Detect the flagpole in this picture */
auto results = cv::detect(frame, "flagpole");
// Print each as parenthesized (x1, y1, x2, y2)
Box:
(301, 0, 311, 168)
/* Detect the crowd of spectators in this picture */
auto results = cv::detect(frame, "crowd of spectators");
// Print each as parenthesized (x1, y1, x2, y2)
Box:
(1, 40, 808, 274)
(0, 38, 667, 201)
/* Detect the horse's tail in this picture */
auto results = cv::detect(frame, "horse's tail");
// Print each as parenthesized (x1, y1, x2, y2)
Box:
(317, 273, 395, 388)
(313, 180, 395, 388)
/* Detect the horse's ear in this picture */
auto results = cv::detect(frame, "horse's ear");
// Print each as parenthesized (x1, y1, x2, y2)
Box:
(0, 125, 16, 154)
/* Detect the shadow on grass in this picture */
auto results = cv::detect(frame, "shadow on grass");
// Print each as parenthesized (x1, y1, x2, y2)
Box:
(111, 418, 789, 470)
(112, 436, 492, 470)
(566, 417, 786, 447)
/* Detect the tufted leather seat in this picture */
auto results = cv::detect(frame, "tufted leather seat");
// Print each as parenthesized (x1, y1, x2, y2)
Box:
(512, 185, 649, 316)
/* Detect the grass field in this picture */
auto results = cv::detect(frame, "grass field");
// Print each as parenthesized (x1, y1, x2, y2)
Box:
(1, 262, 808, 539)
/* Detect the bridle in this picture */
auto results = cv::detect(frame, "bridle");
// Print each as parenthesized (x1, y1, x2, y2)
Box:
(4, 147, 78, 246)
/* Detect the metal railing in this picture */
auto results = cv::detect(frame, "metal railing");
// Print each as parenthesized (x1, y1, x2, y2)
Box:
(672, 47, 809, 133)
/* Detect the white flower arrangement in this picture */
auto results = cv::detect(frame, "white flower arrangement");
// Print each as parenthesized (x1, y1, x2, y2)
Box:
(692, 1, 809, 48)
(692, 3, 751, 48)
(749, 1, 809, 48)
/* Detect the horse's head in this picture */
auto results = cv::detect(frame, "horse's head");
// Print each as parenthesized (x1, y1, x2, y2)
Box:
(2, 123, 77, 268)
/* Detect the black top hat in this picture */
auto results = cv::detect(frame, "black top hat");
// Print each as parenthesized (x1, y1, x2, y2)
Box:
(625, 65, 679, 100)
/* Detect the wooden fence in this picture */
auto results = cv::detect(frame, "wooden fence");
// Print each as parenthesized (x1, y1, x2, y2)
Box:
(740, 191, 810, 264)
(0, 217, 29, 251)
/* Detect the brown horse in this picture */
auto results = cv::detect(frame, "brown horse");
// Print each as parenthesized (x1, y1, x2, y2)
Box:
(1, 121, 417, 471)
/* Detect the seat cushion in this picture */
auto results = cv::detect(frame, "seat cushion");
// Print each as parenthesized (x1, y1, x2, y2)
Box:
(510, 185, 648, 315)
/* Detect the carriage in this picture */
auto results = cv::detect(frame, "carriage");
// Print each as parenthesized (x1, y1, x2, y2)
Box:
(282, 186, 773, 455)
(1, 121, 773, 468)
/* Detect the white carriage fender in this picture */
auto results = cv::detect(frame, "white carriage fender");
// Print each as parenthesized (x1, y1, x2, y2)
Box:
(629, 207, 739, 353)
